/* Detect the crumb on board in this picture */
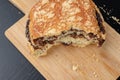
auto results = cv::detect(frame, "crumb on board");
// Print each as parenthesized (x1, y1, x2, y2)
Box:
(95, 58, 99, 62)
(95, 74, 98, 78)
(72, 64, 79, 71)
(93, 72, 98, 78)
(72, 64, 84, 75)
(92, 53, 99, 62)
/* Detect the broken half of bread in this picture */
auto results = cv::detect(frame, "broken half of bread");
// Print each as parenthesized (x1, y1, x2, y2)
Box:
(26, 0, 106, 56)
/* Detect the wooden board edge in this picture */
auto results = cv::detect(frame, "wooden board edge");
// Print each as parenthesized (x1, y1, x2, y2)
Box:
(9, 0, 25, 13)
(4, 16, 24, 37)
(4, 33, 47, 79)
(4, 26, 46, 80)
(4, 15, 49, 79)
(103, 22, 120, 36)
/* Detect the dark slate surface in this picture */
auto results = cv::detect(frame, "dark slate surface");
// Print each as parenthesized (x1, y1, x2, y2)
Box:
(0, 0, 45, 80)
(0, 0, 119, 80)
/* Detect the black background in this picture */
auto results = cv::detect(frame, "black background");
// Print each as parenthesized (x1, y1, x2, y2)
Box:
(0, 0, 119, 80)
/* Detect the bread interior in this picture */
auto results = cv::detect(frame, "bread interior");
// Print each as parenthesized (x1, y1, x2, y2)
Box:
(32, 29, 98, 55)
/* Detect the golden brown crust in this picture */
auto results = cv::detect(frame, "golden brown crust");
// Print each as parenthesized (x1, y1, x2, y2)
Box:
(28, 0, 103, 41)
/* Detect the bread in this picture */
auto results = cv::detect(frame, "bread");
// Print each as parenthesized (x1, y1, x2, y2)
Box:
(26, 0, 106, 56)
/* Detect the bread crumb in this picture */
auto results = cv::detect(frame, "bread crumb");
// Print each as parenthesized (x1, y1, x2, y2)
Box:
(95, 74, 98, 78)
(72, 64, 79, 71)
(93, 72, 98, 78)
(111, 16, 120, 25)
(93, 72, 96, 75)
(95, 58, 99, 62)
(92, 54, 99, 62)
(99, 6, 120, 25)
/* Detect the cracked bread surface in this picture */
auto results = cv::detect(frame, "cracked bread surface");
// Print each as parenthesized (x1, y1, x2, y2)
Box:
(29, 0, 103, 39)
(26, 0, 106, 56)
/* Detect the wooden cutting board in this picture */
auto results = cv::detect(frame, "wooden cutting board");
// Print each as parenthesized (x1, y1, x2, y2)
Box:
(5, 0, 120, 80)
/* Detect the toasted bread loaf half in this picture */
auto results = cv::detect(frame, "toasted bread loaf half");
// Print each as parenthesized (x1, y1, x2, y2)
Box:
(26, 0, 106, 56)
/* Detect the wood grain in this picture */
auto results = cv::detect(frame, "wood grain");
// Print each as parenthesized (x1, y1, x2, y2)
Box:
(5, 0, 120, 80)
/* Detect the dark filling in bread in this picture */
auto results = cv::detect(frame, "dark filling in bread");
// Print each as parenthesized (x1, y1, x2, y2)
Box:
(33, 29, 97, 48)
(26, 20, 30, 42)
(34, 36, 57, 47)
(26, 11, 105, 49)
(96, 11, 105, 34)
(95, 11, 105, 46)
